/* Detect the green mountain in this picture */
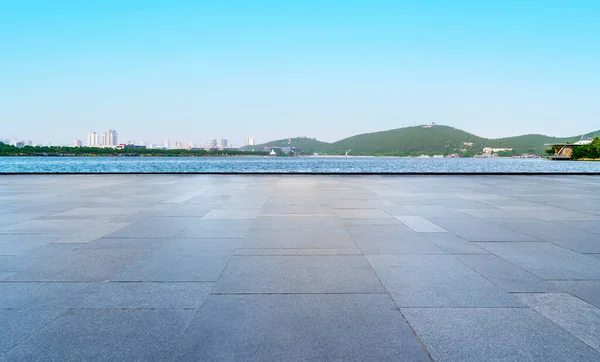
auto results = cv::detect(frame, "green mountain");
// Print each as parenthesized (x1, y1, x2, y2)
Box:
(249, 125, 600, 156)
(244, 137, 330, 155)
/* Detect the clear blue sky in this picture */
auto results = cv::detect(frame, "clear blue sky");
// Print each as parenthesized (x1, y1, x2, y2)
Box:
(1, 0, 599, 146)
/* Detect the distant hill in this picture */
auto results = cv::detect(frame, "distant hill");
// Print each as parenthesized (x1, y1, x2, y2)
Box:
(249, 125, 600, 156)
(244, 137, 330, 155)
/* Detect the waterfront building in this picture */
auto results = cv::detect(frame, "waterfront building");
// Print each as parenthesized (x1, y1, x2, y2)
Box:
(87, 132, 100, 146)
(72, 139, 82, 147)
(103, 129, 118, 147)
(218, 138, 228, 149)
(247, 137, 255, 146)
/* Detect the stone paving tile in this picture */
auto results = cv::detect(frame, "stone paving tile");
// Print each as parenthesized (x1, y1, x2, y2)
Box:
(214, 255, 385, 293)
(341, 217, 403, 225)
(421, 232, 488, 254)
(0, 218, 110, 235)
(105, 216, 201, 238)
(3, 309, 197, 361)
(0, 212, 52, 228)
(173, 294, 430, 361)
(0, 282, 90, 309)
(402, 308, 600, 362)
(560, 221, 600, 235)
(517, 293, 600, 352)
(550, 281, 600, 308)
(251, 215, 344, 230)
(587, 254, 600, 261)
(68, 282, 213, 308)
(116, 239, 240, 282)
(432, 219, 542, 242)
(0, 234, 60, 255)
(455, 254, 559, 292)
(334, 208, 392, 219)
(0, 272, 15, 280)
(176, 220, 252, 239)
(41, 207, 142, 219)
(476, 242, 600, 280)
(6, 247, 154, 282)
(394, 215, 447, 232)
(350, 230, 444, 255)
(497, 218, 600, 253)
(344, 224, 412, 242)
(0, 306, 67, 355)
(242, 228, 356, 249)
(401, 205, 473, 219)
(202, 208, 260, 220)
(53, 222, 132, 244)
(234, 248, 361, 256)
(260, 204, 334, 214)
(367, 255, 521, 307)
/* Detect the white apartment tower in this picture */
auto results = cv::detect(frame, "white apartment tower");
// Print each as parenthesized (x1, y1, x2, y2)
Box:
(103, 129, 118, 147)
(87, 132, 99, 146)
(247, 137, 255, 146)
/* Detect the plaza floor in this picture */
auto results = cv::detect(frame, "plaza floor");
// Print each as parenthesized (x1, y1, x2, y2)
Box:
(1, 175, 600, 361)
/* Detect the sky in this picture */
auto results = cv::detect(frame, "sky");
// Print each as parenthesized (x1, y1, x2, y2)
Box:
(1, 0, 599, 146)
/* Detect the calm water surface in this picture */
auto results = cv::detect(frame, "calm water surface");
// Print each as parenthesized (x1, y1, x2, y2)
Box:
(1, 157, 599, 173)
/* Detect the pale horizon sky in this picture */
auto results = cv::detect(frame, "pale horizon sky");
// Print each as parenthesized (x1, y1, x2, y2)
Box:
(1, 1, 599, 146)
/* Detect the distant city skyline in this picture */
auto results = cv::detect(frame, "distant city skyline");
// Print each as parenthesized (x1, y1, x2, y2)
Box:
(2, 1, 599, 145)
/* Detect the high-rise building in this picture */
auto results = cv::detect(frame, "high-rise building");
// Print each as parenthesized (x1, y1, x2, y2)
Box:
(103, 129, 118, 147)
(164, 140, 170, 149)
(210, 139, 218, 149)
(218, 138, 228, 149)
(72, 139, 82, 147)
(247, 137, 255, 146)
(87, 132, 99, 146)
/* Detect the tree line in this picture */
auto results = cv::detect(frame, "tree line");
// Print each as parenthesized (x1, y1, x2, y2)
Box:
(0, 143, 268, 157)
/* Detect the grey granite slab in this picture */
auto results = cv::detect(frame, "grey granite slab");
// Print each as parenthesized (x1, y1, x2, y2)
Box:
(214, 255, 385, 293)
(243, 228, 356, 249)
(176, 220, 252, 238)
(367, 255, 522, 307)
(455, 254, 559, 292)
(173, 294, 430, 361)
(431, 219, 542, 241)
(350, 230, 445, 255)
(0, 306, 67, 355)
(334, 208, 392, 219)
(105, 216, 201, 238)
(394, 215, 447, 232)
(68, 282, 213, 308)
(550, 281, 600, 308)
(260, 203, 334, 214)
(0, 218, 110, 235)
(0, 234, 60, 255)
(0, 282, 92, 310)
(402, 307, 600, 362)
(497, 218, 600, 252)
(561, 221, 600, 235)
(53, 222, 132, 243)
(421, 232, 488, 254)
(517, 293, 600, 352)
(202, 208, 260, 220)
(251, 215, 344, 230)
(476, 242, 600, 280)
(6, 246, 154, 282)
(2, 309, 197, 361)
(116, 240, 238, 282)
(234, 248, 361, 255)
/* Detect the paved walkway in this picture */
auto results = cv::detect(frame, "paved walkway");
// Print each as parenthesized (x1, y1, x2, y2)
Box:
(1, 175, 600, 361)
